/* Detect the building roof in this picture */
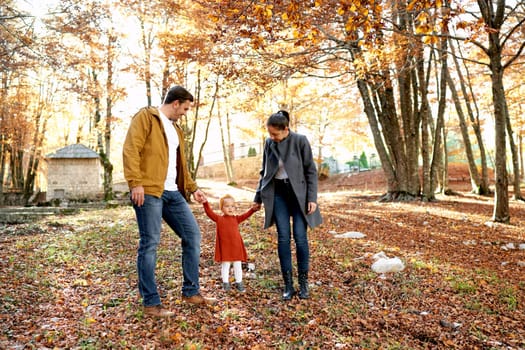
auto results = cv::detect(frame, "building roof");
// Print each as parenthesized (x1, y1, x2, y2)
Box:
(46, 144, 100, 159)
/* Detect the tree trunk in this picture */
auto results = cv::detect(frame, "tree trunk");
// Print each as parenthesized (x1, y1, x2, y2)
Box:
(23, 125, 43, 204)
(429, 31, 448, 200)
(26, 100, 41, 195)
(101, 33, 116, 202)
(442, 126, 451, 194)
(315, 112, 330, 172)
(194, 74, 218, 179)
(491, 67, 509, 223)
(428, 100, 445, 199)
(488, 53, 509, 220)
(419, 53, 433, 200)
(225, 111, 235, 184)
(218, 114, 233, 184)
(397, 0, 421, 197)
(357, 78, 416, 201)
(91, 68, 113, 201)
(477, 0, 510, 222)
(402, 58, 421, 199)
(10, 148, 25, 190)
(0, 135, 5, 206)
(345, 5, 426, 202)
(505, 105, 523, 200)
(0, 75, 7, 204)
(446, 68, 480, 192)
(425, 9, 449, 200)
(186, 69, 201, 179)
(449, 36, 491, 195)
(161, 53, 170, 101)
(217, 101, 234, 184)
(516, 113, 525, 182)
(356, 80, 398, 196)
(139, 18, 153, 107)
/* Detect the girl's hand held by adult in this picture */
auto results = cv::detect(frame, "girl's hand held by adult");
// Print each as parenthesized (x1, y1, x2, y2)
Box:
(193, 189, 207, 203)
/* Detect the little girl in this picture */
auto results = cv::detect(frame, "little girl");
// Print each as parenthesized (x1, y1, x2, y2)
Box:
(203, 194, 259, 292)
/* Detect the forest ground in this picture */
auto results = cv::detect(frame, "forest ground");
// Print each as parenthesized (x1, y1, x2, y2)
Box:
(1, 164, 524, 349)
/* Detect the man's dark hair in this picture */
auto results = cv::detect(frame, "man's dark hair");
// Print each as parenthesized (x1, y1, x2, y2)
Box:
(267, 110, 289, 130)
(164, 86, 194, 104)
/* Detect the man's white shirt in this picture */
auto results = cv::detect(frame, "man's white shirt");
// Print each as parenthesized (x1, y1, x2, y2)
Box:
(159, 110, 179, 191)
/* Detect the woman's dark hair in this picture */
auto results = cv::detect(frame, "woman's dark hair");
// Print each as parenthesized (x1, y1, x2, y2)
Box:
(164, 86, 194, 104)
(277, 110, 289, 121)
(267, 110, 290, 130)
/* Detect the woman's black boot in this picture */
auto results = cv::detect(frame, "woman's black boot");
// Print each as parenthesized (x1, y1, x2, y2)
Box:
(298, 270, 309, 299)
(282, 270, 295, 300)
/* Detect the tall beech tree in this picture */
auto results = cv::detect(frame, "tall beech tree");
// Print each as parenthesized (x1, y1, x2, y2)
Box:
(0, 1, 52, 204)
(468, 0, 525, 221)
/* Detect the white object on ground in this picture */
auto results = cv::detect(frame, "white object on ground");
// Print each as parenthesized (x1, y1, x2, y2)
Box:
(371, 251, 405, 273)
(334, 231, 366, 239)
(501, 243, 516, 250)
(372, 251, 388, 260)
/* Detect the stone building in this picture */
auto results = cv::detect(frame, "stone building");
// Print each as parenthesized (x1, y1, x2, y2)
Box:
(45, 144, 102, 201)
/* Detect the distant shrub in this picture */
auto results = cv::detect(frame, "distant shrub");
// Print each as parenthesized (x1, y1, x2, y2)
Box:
(359, 151, 369, 169)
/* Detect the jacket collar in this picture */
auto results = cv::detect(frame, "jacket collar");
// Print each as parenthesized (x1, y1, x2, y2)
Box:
(269, 130, 294, 161)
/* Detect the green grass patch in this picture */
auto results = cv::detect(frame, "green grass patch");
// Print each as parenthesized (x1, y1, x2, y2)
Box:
(499, 286, 518, 311)
(448, 276, 477, 295)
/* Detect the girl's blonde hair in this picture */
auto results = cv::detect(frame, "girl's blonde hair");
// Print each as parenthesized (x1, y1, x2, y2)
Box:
(219, 194, 235, 210)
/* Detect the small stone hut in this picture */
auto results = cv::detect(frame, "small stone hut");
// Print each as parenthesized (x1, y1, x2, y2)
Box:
(46, 144, 102, 201)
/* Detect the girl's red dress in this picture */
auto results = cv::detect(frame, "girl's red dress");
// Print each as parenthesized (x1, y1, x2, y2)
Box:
(203, 201, 256, 262)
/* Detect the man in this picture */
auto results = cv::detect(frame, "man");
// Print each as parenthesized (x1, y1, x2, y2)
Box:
(123, 85, 215, 318)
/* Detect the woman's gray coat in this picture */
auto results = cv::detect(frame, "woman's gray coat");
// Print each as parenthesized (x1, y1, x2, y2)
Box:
(254, 131, 323, 229)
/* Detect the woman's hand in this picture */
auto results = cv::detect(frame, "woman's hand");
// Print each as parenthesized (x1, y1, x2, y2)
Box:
(307, 202, 317, 214)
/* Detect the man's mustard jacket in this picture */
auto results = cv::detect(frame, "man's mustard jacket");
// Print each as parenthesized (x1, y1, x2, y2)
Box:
(123, 106, 197, 200)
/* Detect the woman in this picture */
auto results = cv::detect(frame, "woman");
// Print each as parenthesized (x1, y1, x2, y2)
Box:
(253, 110, 322, 300)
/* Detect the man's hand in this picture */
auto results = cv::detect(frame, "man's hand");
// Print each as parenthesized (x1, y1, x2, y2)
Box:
(193, 189, 207, 203)
(131, 186, 145, 207)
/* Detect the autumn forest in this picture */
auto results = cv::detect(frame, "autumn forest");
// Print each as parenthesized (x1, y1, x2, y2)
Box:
(1, 0, 524, 217)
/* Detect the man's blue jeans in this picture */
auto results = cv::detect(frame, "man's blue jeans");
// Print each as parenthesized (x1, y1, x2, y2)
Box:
(133, 190, 201, 306)
(273, 183, 309, 274)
